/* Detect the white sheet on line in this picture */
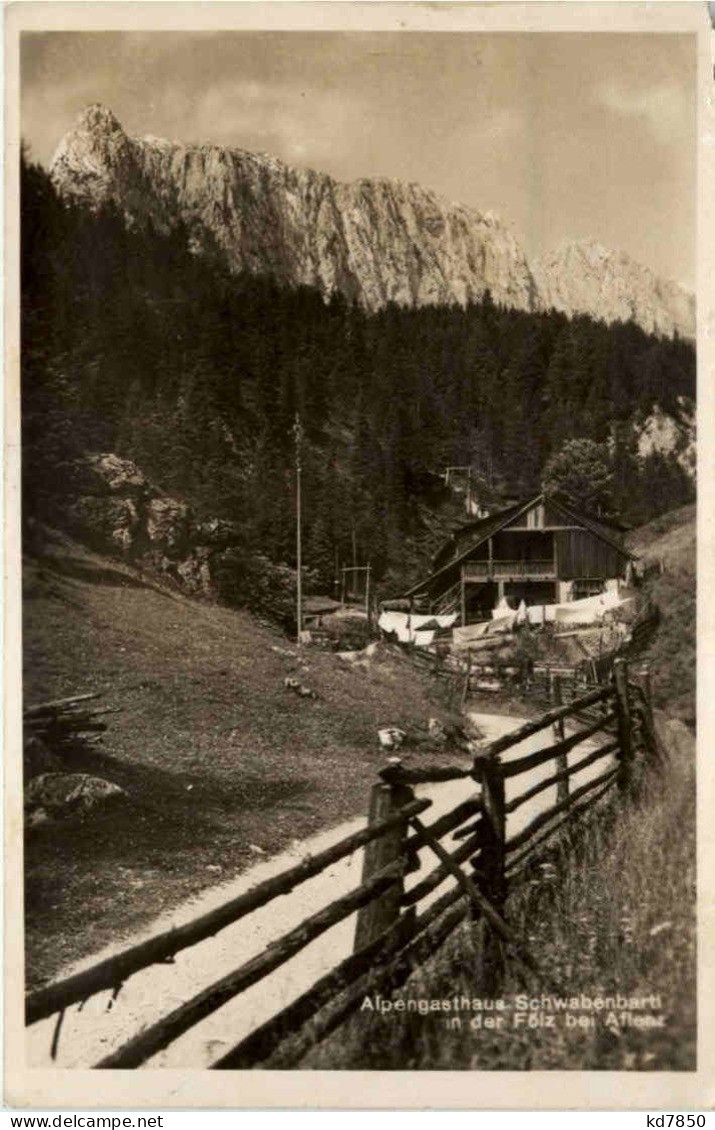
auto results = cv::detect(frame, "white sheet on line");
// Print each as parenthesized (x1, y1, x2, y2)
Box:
(377, 611, 455, 644)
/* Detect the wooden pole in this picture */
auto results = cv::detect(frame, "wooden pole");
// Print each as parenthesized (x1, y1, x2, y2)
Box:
(263, 891, 469, 1070)
(460, 653, 472, 709)
(294, 413, 303, 646)
(642, 664, 653, 713)
(353, 759, 413, 952)
(473, 756, 506, 992)
(613, 658, 634, 794)
(460, 567, 467, 627)
(551, 674, 569, 805)
(637, 663, 666, 768)
(365, 561, 371, 622)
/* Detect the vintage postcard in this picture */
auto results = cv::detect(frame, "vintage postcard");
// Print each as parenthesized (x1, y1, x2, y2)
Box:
(4, 0, 714, 1110)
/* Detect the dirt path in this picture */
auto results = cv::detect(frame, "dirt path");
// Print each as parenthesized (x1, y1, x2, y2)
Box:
(28, 712, 613, 1069)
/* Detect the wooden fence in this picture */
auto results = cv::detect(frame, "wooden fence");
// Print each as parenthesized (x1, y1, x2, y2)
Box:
(25, 660, 662, 1070)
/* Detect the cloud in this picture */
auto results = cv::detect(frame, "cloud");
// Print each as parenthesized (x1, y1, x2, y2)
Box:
(594, 80, 689, 145)
(173, 75, 368, 176)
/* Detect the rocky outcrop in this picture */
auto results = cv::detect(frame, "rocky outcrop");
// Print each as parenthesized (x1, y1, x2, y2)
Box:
(64, 495, 141, 556)
(73, 452, 151, 497)
(49, 104, 694, 338)
(636, 397, 696, 476)
(58, 452, 243, 598)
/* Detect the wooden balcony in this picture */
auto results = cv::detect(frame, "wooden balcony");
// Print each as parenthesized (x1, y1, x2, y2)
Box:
(462, 559, 557, 582)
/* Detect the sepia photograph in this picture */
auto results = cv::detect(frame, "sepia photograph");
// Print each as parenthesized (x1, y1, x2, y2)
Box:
(5, 0, 711, 1110)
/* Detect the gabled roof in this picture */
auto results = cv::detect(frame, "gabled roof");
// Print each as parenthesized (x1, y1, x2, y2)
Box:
(303, 595, 342, 614)
(404, 492, 636, 599)
(547, 495, 637, 560)
(431, 497, 532, 572)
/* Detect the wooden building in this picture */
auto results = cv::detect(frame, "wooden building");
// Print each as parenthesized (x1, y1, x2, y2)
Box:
(404, 492, 636, 624)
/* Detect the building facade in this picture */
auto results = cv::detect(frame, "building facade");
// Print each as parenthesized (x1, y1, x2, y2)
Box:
(404, 493, 635, 624)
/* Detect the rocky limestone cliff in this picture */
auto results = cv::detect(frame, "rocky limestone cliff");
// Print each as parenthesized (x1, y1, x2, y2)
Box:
(636, 396, 696, 476)
(50, 104, 694, 337)
(532, 242, 695, 341)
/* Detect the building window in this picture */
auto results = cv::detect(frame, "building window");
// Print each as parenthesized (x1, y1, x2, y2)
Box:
(572, 578, 604, 599)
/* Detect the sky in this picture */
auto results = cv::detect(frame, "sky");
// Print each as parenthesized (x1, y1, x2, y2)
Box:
(21, 30, 696, 288)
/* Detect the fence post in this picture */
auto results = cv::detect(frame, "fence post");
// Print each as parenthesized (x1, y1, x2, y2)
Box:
(353, 758, 412, 952)
(635, 663, 667, 769)
(551, 674, 569, 805)
(460, 653, 472, 709)
(642, 664, 653, 714)
(473, 755, 506, 993)
(613, 658, 635, 794)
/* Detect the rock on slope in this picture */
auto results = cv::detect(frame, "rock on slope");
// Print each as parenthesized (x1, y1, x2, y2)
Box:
(50, 103, 694, 337)
(58, 451, 242, 597)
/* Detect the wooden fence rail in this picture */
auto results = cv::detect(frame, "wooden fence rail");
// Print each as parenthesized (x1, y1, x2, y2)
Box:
(26, 794, 431, 1026)
(25, 660, 661, 1070)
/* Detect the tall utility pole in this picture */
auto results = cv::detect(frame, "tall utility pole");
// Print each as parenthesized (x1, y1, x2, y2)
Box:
(294, 413, 303, 646)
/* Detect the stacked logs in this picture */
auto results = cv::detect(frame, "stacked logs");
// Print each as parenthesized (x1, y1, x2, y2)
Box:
(23, 693, 116, 758)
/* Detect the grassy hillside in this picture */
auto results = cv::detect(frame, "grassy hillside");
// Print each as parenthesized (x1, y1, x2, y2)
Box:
(23, 528, 463, 988)
(627, 503, 696, 727)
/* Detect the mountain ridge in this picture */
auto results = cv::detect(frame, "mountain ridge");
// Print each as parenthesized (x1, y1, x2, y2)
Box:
(49, 103, 694, 338)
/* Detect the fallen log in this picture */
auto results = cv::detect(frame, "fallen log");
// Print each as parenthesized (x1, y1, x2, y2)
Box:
(23, 694, 101, 719)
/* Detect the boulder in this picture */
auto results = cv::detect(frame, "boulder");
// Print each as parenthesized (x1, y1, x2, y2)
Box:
(25, 772, 128, 823)
(283, 676, 318, 699)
